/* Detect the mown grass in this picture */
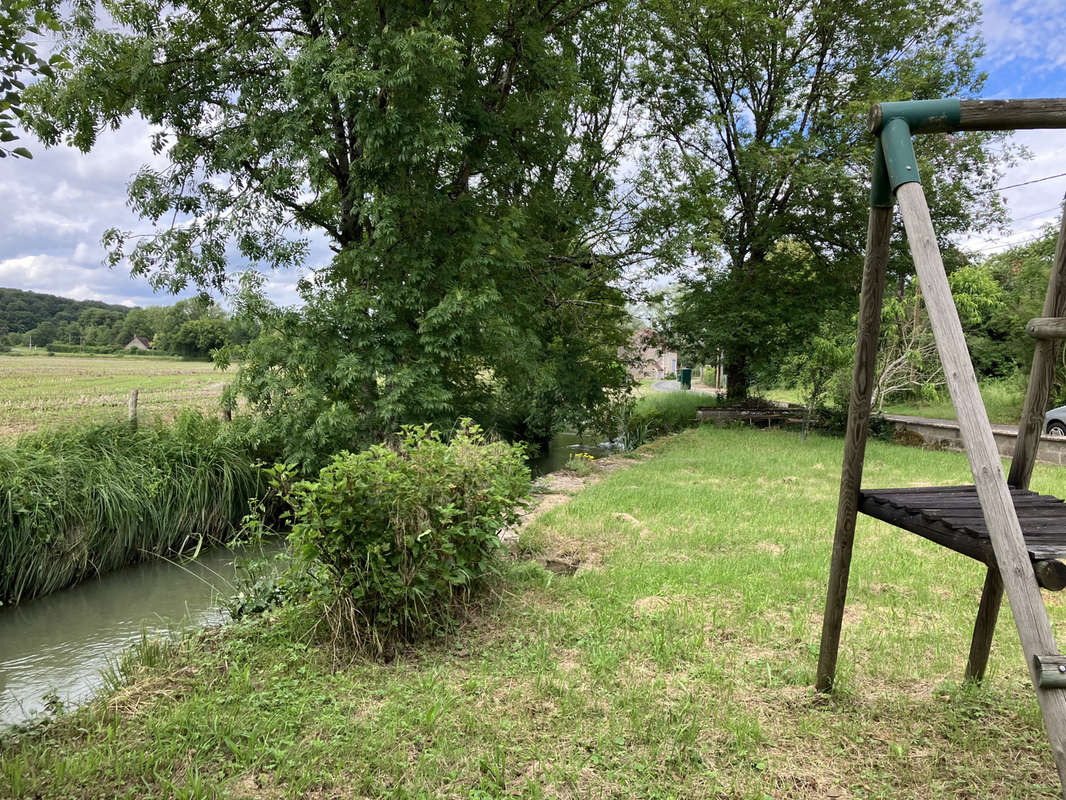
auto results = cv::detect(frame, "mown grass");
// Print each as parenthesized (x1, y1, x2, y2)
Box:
(4, 426, 1065, 797)
(0, 414, 260, 604)
(0, 353, 231, 436)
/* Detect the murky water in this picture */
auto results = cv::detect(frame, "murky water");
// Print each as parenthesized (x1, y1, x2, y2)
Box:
(529, 431, 613, 476)
(0, 544, 275, 728)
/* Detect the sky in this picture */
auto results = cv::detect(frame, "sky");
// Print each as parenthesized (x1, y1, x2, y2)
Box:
(1, 0, 1065, 309)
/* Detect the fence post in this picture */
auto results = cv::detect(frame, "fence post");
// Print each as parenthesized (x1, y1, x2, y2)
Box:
(128, 389, 138, 430)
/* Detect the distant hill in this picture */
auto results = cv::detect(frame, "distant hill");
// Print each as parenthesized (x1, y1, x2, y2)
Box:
(0, 287, 132, 335)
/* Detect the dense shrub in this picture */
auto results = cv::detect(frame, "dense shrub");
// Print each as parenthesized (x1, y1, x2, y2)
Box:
(45, 343, 123, 354)
(813, 406, 894, 441)
(0, 413, 261, 604)
(284, 421, 530, 655)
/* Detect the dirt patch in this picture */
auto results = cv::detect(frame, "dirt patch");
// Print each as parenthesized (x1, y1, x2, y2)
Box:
(229, 771, 284, 800)
(612, 511, 651, 536)
(633, 595, 671, 615)
(755, 542, 784, 556)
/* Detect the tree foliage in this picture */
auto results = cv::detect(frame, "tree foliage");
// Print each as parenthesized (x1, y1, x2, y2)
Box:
(27, 0, 643, 465)
(0, 0, 67, 159)
(639, 0, 1009, 399)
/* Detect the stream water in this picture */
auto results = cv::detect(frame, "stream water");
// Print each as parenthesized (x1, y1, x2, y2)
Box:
(0, 433, 608, 729)
(528, 431, 613, 475)
(0, 544, 273, 728)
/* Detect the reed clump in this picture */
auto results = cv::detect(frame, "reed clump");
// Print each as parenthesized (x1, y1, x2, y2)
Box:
(0, 412, 260, 604)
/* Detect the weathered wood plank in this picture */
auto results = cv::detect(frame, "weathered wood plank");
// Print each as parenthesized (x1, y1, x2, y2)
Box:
(897, 180, 1066, 790)
(958, 99, 1066, 131)
(816, 204, 892, 693)
(1011, 199, 1066, 490)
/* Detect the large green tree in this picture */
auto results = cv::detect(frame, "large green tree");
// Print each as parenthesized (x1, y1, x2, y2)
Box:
(26, 0, 642, 465)
(640, 0, 1007, 399)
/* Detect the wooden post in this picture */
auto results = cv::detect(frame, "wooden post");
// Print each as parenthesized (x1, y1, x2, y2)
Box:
(967, 200, 1066, 682)
(965, 566, 1003, 683)
(816, 203, 892, 692)
(896, 180, 1066, 792)
(128, 389, 139, 430)
(1010, 198, 1066, 491)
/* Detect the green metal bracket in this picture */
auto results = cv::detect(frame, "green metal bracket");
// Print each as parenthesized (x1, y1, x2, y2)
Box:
(869, 139, 892, 208)
(1034, 654, 1066, 689)
(879, 117, 920, 192)
(870, 99, 961, 135)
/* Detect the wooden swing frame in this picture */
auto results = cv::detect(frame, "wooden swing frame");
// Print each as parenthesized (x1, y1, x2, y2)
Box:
(815, 98, 1066, 795)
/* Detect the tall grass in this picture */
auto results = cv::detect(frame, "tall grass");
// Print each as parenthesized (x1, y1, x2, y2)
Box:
(0, 413, 260, 604)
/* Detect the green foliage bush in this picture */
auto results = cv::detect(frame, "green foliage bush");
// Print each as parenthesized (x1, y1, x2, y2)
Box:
(283, 421, 530, 655)
(45, 342, 123, 354)
(0, 413, 261, 604)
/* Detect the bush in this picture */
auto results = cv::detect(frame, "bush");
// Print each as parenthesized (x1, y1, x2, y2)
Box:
(45, 343, 123, 354)
(284, 421, 530, 655)
(813, 406, 894, 441)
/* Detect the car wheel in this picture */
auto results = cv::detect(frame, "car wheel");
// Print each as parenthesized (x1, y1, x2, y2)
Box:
(1048, 421, 1066, 437)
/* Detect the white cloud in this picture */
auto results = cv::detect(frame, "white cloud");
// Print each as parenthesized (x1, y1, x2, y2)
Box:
(981, 0, 1066, 73)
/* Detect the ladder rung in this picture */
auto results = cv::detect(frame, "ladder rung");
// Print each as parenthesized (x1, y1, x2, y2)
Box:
(1026, 317, 1066, 340)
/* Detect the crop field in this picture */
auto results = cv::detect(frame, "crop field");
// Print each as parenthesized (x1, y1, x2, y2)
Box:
(0, 352, 232, 436)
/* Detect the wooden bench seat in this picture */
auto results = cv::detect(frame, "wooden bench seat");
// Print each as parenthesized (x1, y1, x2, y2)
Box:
(860, 485, 1066, 588)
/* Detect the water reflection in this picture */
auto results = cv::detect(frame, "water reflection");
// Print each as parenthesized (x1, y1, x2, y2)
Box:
(528, 431, 612, 476)
(0, 544, 272, 727)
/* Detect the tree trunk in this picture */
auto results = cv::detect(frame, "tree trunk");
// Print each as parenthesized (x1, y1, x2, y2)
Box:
(725, 351, 749, 402)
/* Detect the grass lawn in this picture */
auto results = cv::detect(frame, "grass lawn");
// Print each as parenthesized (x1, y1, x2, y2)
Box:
(4, 426, 1066, 798)
(0, 353, 231, 436)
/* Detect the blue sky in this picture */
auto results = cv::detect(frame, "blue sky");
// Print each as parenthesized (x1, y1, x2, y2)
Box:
(0, 0, 1064, 308)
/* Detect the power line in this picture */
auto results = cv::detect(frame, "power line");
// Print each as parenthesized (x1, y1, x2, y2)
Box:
(1011, 204, 1061, 223)
(984, 171, 1066, 194)
(967, 231, 1048, 255)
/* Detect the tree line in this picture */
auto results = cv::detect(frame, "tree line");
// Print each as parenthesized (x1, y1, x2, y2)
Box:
(5, 0, 1028, 464)
(0, 288, 255, 358)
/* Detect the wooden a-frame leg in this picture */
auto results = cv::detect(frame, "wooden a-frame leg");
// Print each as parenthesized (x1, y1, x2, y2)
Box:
(1009, 196, 1066, 491)
(897, 180, 1066, 793)
(816, 204, 892, 693)
(965, 198, 1066, 687)
(965, 565, 1004, 683)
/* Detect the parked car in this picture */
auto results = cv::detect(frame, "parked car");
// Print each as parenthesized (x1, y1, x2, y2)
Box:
(1044, 405, 1066, 436)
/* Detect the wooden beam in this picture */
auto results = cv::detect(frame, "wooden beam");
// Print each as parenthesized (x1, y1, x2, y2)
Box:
(959, 99, 1066, 131)
(816, 204, 892, 693)
(966, 566, 1003, 683)
(1010, 199, 1066, 491)
(1026, 318, 1066, 340)
(1037, 560, 1066, 592)
(896, 180, 1066, 792)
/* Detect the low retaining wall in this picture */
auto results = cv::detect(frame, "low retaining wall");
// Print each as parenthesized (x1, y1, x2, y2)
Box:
(886, 415, 1066, 467)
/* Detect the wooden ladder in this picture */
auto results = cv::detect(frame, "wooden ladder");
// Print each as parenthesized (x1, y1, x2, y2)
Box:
(814, 98, 1066, 796)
